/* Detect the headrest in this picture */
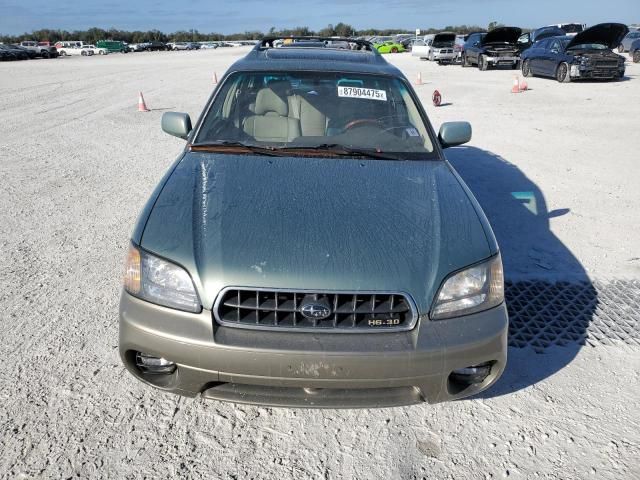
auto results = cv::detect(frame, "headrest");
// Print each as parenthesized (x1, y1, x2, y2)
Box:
(254, 88, 288, 116)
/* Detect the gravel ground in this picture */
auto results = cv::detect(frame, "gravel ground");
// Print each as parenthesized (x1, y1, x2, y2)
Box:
(0, 48, 638, 479)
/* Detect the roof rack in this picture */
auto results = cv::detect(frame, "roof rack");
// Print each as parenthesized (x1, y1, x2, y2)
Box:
(257, 36, 375, 52)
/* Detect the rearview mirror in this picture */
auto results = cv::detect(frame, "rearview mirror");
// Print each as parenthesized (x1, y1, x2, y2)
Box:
(161, 112, 192, 140)
(438, 122, 472, 148)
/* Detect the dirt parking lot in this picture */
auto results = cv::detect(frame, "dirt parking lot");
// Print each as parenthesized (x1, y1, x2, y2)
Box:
(0, 48, 639, 479)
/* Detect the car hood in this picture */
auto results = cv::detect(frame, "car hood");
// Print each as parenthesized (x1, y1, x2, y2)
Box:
(433, 33, 456, 46)
(566, 23, 629, 50)
(140, 152, 491, 312)
(482, 27, 522, 45)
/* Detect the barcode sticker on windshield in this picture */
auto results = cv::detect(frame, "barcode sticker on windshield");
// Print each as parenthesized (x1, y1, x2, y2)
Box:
(337, 86, 387, 101)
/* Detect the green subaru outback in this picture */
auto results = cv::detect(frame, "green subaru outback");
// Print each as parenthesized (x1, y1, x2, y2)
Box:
(119, 37, 508, 408)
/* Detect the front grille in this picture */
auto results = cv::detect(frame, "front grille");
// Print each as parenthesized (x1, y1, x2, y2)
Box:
(594, 60, 619, 68)
(214, 288, 417, 332)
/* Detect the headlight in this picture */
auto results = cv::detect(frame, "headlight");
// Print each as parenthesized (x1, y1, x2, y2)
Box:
(124, 243, 201, 313)
(431, 255, 504, 320)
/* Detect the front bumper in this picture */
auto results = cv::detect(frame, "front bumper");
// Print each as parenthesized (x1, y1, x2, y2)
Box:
(433, 52, 457, 61)
(570, 64, 625, 79)
(119, 292, 508, 408)
(485, 55, 519, 65)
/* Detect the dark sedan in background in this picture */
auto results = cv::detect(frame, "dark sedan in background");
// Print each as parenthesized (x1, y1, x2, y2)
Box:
(521, 23, 628, 82)
(462, 27, 522, 70)
(631, 39, 640, 62)
(0, 44, 29, 60)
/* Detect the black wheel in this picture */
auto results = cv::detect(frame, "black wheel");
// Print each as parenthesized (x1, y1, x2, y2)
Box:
(522, 59, 532, 77)
(634, 51, 640, 63)
(81, 50, 87, 56)
(479, 54, 488, 71)
(556, 62, 570, 83)
(391, 47, 398, 53)
(41, 51, 50, 59)
(618, 44, 624, 53)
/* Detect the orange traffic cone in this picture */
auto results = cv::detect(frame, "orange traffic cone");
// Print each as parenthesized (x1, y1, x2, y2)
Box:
(415, 72, 423, 85)
(519, 77, 528, 92)
(138, 91, 150, 112)
(212, 72, 218, 84)
(511, 76, 520, 94)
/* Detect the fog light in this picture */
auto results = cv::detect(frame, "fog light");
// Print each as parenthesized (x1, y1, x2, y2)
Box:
(135, 352, 176, 374)
(451, 362, 492, 385)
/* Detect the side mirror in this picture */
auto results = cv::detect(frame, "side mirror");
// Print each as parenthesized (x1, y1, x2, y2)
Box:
(438, 121, 472, 148)
(161, 112, 192, 140)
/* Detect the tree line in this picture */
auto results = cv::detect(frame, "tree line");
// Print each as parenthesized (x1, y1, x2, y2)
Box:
(0, 23, 496, 45)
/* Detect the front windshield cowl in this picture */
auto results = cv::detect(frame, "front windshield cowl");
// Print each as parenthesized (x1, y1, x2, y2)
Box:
(193, 70, 438, 161)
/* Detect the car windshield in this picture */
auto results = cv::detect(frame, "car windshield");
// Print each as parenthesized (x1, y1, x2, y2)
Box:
(194, 71, 436, 159)
(561, 24, 583, 34)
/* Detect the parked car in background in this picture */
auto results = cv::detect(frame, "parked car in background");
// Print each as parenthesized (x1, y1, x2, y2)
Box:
(128, 43, 147, 52)
(146, 41, 168, 51)
(200, 42, 219, 49)
(618, 31, 640, 52)
(83, 44, 108, 55)
(170, 41, 188, 50)
(521, 23, 628, 82)
(55, 41, 83, 51)
(13, 45, 38, 59)
(517, 26, 566, 52)
(96, 40, 128, 53)
(548, 23, 586, 36)
(19, 40, 58, 58)
(462, 27, 522, 70)
(58, 45, 93, 56)
(0, 47, 16, 61)
(421, 32, 457, 63)
(0, 44, 29, 60)
(631, 39, 640, 62)
(119, 38, 508, 407)
(374, 40, 406, 54)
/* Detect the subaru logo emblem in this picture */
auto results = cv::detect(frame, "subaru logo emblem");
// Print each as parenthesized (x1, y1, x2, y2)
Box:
(301, 303, 331, 320)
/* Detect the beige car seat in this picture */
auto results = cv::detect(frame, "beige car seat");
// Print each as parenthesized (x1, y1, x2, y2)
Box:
(243, 87, 301, 142)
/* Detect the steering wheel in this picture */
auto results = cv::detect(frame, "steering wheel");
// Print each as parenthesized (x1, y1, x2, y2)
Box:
(342, 118, 381, 132)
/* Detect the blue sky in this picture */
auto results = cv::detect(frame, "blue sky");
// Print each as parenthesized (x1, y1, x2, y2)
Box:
(1, 0, 639, 35)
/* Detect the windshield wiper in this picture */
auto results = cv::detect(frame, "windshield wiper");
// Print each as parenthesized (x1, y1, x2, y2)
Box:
(276, 144, 405, 160)
(190, 141, 291, 156)
(190, 141, 406, 160)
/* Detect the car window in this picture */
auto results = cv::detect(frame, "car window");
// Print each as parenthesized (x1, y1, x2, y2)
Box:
(517, 33, 530, 45)
(195, 71, 436, 158)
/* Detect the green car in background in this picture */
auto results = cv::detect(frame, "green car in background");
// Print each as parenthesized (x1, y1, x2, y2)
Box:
(374, 40, 406, 54)
(96, 40, 128, 53)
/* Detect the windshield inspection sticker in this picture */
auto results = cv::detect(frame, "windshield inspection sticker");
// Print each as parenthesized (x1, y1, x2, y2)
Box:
(337, 86, 387, 101)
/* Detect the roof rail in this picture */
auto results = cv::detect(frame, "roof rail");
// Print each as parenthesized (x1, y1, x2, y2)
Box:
(257, 36, 375, 51)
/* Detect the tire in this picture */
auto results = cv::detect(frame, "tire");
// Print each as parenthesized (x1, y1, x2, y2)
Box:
(81, 50, 87, 56)
(42, 51, 50, 59)
(99, 50, 104, 55)
(556, 62, 571, 83)
(522, 59, 532, 77)
(618, 44, 624, 53)
(391, 47, 398, 53)
(634, 51, 640, 63)
(479, 54, 488, 71)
